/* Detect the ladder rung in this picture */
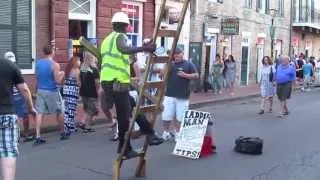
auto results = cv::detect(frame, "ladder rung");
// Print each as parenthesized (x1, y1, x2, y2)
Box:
(151, 56, 169, 64)
(140, 105, 157, 112)
(144, 81, 164, 89)
(143, 92, 157, 104)
(158, 29, 177, 37)
(122, 150, 145, 160)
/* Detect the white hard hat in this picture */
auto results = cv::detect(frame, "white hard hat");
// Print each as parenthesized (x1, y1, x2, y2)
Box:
(4, 51, 16, 63)
(112, 12, 130, 24)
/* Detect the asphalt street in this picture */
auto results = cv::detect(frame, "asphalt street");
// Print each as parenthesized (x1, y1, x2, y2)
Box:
(16, 89, 320, 180)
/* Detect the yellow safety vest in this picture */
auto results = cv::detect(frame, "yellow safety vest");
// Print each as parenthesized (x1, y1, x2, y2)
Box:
(100, 32, 130, 83)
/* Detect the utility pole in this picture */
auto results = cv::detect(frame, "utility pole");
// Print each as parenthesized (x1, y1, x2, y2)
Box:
(288, 0, 293, 57)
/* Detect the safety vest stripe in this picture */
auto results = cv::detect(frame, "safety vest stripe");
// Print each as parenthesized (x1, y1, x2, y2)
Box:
(101, 51, 129, 66)
(102, 63, 130, 78)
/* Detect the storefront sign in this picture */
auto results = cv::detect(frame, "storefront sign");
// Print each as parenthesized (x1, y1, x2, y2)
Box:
(221, 18, 239, 35)
(173, 110, 211, 159)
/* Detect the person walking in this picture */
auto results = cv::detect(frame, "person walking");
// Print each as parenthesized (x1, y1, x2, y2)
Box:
(4, 52, 33, 142)
(34, 45, 65, 144)
(301, 59, 313, 91)
(100, 12, 158, 158)
(224, 55, 236, 96)
(161, 47, 199, 141)
(0, 57, 36, 180)
(211, 54, 224, 94)
(78, 52, 100, 133)
(258, 56, 276, 114)
(62, 56, 81, 138)
(275, 55, 296, 118)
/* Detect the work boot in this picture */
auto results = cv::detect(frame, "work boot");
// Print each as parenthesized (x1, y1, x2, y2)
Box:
(147, 133, 164, 146)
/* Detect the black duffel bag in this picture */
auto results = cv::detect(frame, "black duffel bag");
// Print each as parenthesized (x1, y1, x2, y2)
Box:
(234, 136, 263, 155)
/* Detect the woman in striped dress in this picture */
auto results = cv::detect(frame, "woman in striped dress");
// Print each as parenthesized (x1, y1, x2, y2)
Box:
(258, 56, 276, 114)
(62, 56, 81, 139)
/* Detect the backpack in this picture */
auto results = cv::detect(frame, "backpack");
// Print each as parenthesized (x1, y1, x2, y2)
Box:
(234, 136, 263, 155)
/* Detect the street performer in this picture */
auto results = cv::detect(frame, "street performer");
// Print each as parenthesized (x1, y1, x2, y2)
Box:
(100, 12, 163, 158)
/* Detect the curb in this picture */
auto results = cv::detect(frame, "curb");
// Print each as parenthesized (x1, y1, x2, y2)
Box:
(189, 93, 260, 109)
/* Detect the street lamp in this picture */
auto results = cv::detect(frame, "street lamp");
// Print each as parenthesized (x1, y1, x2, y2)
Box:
(269, 8, 278, 60)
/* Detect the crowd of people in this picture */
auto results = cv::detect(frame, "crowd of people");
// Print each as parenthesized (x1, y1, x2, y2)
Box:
(0, 11, 201, 180)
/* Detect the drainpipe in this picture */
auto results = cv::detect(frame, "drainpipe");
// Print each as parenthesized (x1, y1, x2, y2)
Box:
(288, 0, 293, 57)
(49, 0, 55, 46)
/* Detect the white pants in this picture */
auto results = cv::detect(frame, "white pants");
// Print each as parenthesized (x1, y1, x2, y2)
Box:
(162, 96, 189, 122)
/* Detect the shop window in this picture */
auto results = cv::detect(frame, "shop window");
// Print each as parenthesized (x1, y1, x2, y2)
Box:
(121, 1, 143, 47)
(0, 0, 33, 70)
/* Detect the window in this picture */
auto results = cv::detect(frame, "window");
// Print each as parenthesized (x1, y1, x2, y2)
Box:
(244, 0, 252, 8)
(0, 0, 33, 71)
(277, 0, 284, 16)
(208, 0, 223, 3)
(121, 1, 143, 47)
(256, 0, 269, 14)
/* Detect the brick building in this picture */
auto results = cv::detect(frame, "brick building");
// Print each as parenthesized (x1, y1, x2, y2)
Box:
(0, 0, 155, 90)
(190, 0, 292, 87)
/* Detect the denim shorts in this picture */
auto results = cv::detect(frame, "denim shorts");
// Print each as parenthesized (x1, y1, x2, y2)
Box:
(13, 96, 28, 118)
(0, 114, 19, 158)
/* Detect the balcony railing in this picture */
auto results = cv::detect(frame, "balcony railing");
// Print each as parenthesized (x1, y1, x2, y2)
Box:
(293, 6, 320, 26)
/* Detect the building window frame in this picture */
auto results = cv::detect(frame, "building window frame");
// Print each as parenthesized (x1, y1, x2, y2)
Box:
(121, 1, 144, 47)
(244, 0, 252, 8)
(21, 0, 36, 74)
(68, 0, 96, 39)
(278, 0, 284, 17)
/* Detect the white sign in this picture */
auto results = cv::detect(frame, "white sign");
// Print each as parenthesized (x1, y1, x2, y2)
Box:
(173, 110, 211, 159)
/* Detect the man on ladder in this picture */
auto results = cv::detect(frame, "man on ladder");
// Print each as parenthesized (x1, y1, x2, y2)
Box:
(100, 12, 163, 158)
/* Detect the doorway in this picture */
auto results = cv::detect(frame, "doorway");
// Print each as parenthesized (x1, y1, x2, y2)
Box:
(256, 46, 264, 83)
(241, 46, 250, 85)
(69, 20, 89, 61)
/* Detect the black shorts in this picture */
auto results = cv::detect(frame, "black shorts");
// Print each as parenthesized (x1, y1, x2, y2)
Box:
(276, 82, 292, 101)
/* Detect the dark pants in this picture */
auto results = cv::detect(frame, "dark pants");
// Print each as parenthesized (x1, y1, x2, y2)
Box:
(102, 81, 131, 152)
(102, 82, 154, 153)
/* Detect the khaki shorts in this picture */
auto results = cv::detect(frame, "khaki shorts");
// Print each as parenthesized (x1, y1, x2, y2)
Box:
(82, 97, 98, 116)
(35, 89, 63, 114)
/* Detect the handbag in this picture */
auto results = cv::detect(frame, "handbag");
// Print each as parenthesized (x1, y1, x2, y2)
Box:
(234, 136, 263, 155)
(269, 66, 274, 82)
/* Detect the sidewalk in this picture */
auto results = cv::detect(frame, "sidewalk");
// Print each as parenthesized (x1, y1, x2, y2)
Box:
(25, 84, 260, 131)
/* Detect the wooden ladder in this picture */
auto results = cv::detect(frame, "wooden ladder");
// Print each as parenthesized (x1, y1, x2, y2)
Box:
(80, 0, 190, 179)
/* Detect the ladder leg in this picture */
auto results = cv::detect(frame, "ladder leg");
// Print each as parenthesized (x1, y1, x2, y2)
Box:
(112, 160, 122, 180)
(135, 156, 146, 177)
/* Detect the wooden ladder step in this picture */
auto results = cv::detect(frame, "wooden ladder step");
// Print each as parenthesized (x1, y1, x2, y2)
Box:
(144, 81, 164, 89)
(140, 104, 157, 112)
(142, 91, 157, 104)
(122, 150, 145, 160)
(151, 56, 170, 64)
(158, 29, 177, 37)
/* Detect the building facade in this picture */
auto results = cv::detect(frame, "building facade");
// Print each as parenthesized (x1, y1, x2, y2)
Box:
(190, 0, 291, 87)
(292, 0, 320, 58)
(0, 0, 155, 90)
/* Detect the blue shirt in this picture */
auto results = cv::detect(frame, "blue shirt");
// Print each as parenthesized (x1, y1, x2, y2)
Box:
(36, 59, 57, 91)
(276, 64, 296, 84)
(166, 60, 197, 99)
(303, 63, 313, 77)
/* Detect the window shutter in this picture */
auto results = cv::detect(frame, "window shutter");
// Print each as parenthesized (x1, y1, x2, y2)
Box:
(0, 0, 32, 69)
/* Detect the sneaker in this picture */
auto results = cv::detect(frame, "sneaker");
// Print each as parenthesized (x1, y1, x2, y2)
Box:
(147, 134, 164, 146)
(33, 137, 46, 146)
(162, 131, 173, 141)
(60, 132, 70, 141)
(23, 135, 35, 142)
(122, 149, 140, 159)
(258, 110, 264, 115)
(109, 133, 119, 142)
